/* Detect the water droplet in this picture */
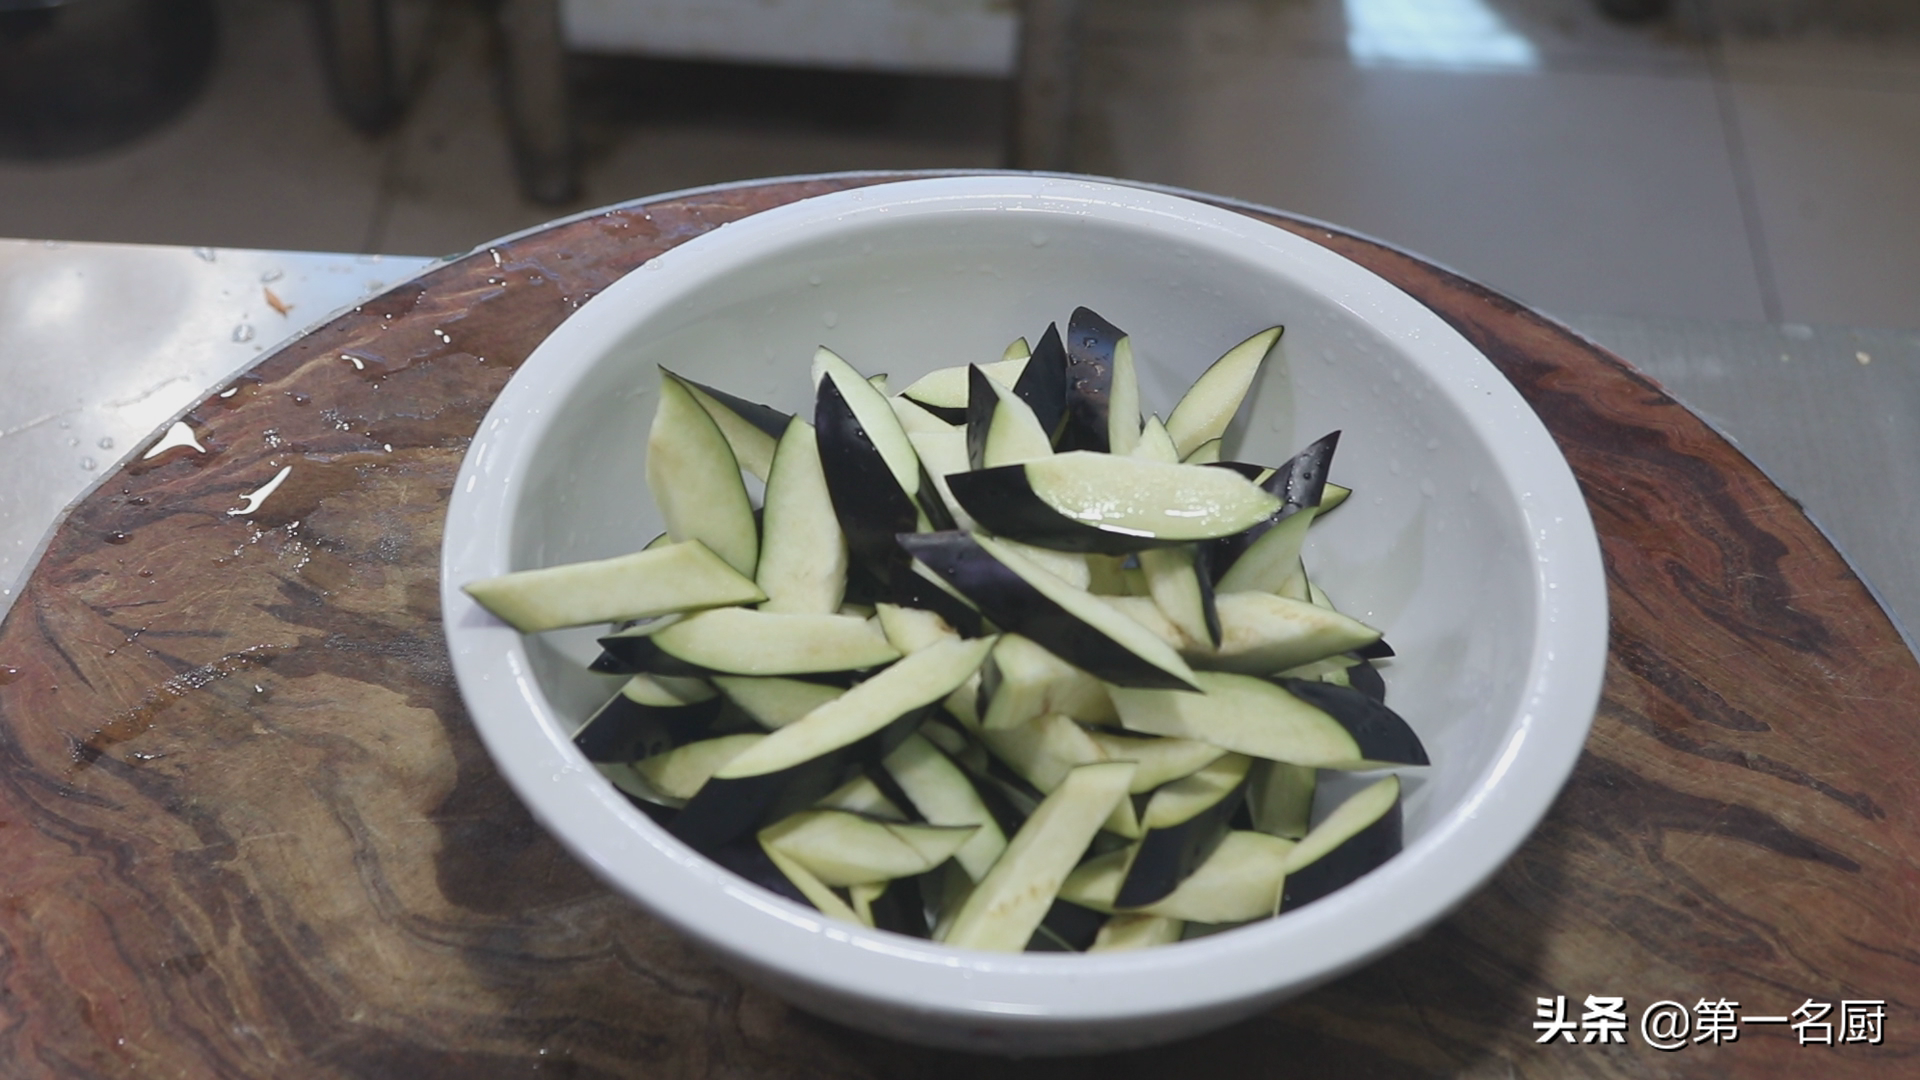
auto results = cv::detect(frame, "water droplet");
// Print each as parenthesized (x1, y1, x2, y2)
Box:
(1856, 351, 1872, 365)
(80, 457, 96, 471)
(232, 323, 255, 343)
(193, 247, 216, 262)
(0, 666, 19, 685)
(808, 273, 823, 286)
(1782, 323, 1813, 340)
(1420, 479, 1436, 498)
(822, 311, 838, 329)
(98, 436, 114, 450)
(1029, 231, 1049, 247)
(66, 437, 79, 447)
(138, 568, 154, 578)
(1388, 458, 1402, 476)
(105, 531, 131, 545)
(260, 268, 283, 282)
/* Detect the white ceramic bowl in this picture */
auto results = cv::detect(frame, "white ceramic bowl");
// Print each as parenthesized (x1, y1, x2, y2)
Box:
(440, 175, 1607, 1054)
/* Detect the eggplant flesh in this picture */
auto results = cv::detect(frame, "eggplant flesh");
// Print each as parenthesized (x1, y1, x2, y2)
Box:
(1277, 678, 1427, 767)
(900, 530, 1199, 691)
(1206, 431, 1340, 576)
(1281, 787, 1402, 912)
(1114, 756, 1252, 908)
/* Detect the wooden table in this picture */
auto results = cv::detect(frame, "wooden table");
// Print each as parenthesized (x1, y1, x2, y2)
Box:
(1, 174, 1913, 1078)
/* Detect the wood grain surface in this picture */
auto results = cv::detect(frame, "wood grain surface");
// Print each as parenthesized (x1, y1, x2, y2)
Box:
(1, 174, 1914, 1078)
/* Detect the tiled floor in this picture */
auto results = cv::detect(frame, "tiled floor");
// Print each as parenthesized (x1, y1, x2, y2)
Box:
(0, 0, 1914, 328)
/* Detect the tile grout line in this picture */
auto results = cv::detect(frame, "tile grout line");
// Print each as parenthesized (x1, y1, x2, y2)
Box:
(1707, 44, 1785, 324)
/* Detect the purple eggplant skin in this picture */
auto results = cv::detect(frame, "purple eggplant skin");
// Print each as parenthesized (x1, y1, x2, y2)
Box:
(1353, 637, 1396, 661)
(816, 373, 921, 580)
(590, 634, 709, 678)
(1345, 657, 1387, 703)
(1280, 794, 1403, 912)
(1013, 322, 1070, 444)
(1029, 899, 1106, 951)
(709, 839, 815, 909)
(1278, 678, 1428, 766)
(1114, 771, 1251, 909)
(945, 465, 1200, 556)
(910, 401, 968, 426)
(667, 371, 793, 440)
(889, 570, 986, 638)
(1058, 307, 1124, 453)
(867, 874, 932, 938)
(899, 530, 1200, 690)
(1195, 543, 1223, 648)
(965, 363, 998, 471)
(573, 691, 723, 763)
(1204, 431, 1341, 575)
(666, 708, 927, 853)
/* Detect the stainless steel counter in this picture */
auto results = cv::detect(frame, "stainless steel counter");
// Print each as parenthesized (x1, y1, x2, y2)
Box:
(1, 239, 1912, 655)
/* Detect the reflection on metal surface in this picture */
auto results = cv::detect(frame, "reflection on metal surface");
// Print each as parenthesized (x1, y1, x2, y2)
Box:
(1344, 0, 1539, 70)
(0, 240, 434, 613)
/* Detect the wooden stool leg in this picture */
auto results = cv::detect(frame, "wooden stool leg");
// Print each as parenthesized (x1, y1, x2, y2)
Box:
(1009, 0, 1084, 172)
(498, 0, 579, 205)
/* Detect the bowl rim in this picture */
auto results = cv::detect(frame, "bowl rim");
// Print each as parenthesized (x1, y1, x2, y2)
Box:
(439, 174, 1608, 1024)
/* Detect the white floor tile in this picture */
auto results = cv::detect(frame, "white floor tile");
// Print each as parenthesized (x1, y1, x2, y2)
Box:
(1729, 78, 1920, 328)
(1083, 50, 1770, 321)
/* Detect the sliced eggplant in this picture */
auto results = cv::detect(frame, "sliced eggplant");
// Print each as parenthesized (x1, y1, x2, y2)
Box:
(649, 609, 900, 676)
(618, 672, 717, 707)
(1012, 322, 1069, 444)
(1090, 913, 1184, 951)
(875, 602, 960, 654)
(816, 372, 924, 579)
(966, 363, 1055, 470)
(890, 393, 959, 434)
(1182, 438, 1224, 465)
(978, 633, 1112, 731)
(1210, 432, 1339, 592)
(816, 772, 909, 820)
(1281, 775, 1402, 911)
(1063, 830, 1293, 923)
(668, 370, 791, 482)
(1106, 335, 1142, 456)
(1246, 759, 1316, 840)
(753, 419, 849, 614)
(882, 733, 1009, 880)
(978, 712, 1141, 839)
(712, 636, 994, 780)
(760, 809, 979, 886)
(1115, 754, 1252, 908)
(948, 453, 1282, 555)
(648, 374, 760, 578)
(712, 675, 845, 729)
(1277, 678, 1427, 767)
(1059, 307, 1124, 453)
(1108, 670, 1426, 768)
(572, 681, 723, 763)
(942, 760, 1136, 951)
(633, 733, 765, 800)
(1164, 326, 1282, 460)
(1130, 415, 1180, 464)
(465, 539, 765, 634)
(900, 531, 1199, 691)
(760, 842, 865, 923)
(900, 355, 1030, 414)
(813, 347, 930, 519)
(1084, 731, 1226, 791)
(709, 838, 814, 908)
(1138, 544, 1220, 649)
(1345, 657, 1387, 703)
(1320, 482, 1352, 514)
(1028, 899, 1105, 952)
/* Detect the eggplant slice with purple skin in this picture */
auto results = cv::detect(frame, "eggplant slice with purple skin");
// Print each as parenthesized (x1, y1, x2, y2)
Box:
(900, 530, 1201, 690)
(1059, 307, 1125, 452)
(1277, 677, 1427, 767)
(947, 453, 1283, 556)
(1205, 430, 1341, 577)
(1114, 754, 1253, 908)
(1013, 322, 1070, 444)
(817, 374, 922, 579)
(1280, 775, 1403, 911)
(573, 687, 723, 763)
